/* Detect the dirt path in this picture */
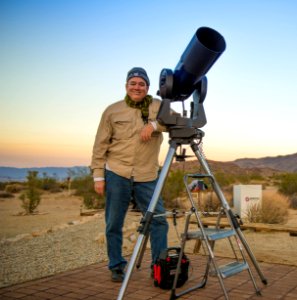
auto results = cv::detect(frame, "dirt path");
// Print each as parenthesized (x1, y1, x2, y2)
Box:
(0, 192, 87, 239)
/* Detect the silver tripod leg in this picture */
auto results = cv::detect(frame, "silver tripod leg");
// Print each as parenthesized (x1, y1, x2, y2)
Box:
(136, 234, 149, 268)
(117, 143, 178, 300)
(191, 141, 267, 284)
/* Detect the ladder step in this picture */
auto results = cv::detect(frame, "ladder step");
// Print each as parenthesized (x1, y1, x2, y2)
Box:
(184, 228, 236, 241)
(210, 261, 249, 278)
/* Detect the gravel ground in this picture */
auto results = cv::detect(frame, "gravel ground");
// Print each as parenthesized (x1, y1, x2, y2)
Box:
(0, 211, 143, 288)
(0, 215, 107, 287)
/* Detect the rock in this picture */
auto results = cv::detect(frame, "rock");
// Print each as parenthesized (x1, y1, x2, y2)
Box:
(3, 234, 32, 243)
(68, 220, 80, 225)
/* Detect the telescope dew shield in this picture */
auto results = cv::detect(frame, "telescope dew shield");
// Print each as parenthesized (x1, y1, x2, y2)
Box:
(181, 27, 226, 81)
(159, 27, 226, 101)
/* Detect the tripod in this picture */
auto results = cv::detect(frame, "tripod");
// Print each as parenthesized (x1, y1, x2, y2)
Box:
(116, 24, 266, 297)
(117, 125, 267, 299)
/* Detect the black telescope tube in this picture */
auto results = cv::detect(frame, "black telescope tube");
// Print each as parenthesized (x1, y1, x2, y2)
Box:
(181, 27, 226, 77)
(170, 27, 226, 100)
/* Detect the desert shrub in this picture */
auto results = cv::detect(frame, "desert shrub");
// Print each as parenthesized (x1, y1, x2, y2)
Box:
(0, 182, 7, 191)
(39, 174, 62, 193)
(5, 183, 24, 193)
(82, 192, 104, 209)
(19, 171, 42, 214)
(162, 169, 185, 209)
(0, 191, 14, 198)
(196, 191, 221, 212)
(249, 173, 265, 181)
(246, 193, 289, 224)
(261, 194, 289, 224)
(236, 174, 251, 184)
(222, 186, 234, 206)
(245, 202, 262, 223)
(278, 173, 297, 196)
(214, 172, 234, 187)
(288, 193, 297, 209)
(214, 172, 265, 187)
(59, 179, 70, 190)
(71, 174, 105, 209)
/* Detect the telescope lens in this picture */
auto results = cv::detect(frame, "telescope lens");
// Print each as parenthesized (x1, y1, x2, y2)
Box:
(196, 27, 226, 53)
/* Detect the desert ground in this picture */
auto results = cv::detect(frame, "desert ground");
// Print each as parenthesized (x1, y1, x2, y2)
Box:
(1, 188, 297, 287)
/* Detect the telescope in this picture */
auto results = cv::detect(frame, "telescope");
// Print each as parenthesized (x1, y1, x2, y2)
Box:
(157, 27, 226, 130)
(159, 26, 226, 102)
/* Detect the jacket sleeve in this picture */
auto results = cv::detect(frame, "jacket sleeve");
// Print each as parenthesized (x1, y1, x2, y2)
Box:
(90, 109, 112, 178)
(155, 121, 167, 132)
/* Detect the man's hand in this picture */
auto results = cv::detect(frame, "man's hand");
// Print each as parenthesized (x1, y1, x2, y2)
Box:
(140, 123, 154, 142)
(94, 180, 105, 196)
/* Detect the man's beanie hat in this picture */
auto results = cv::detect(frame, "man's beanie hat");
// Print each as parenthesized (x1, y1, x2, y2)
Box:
(126, 67, 150, 86)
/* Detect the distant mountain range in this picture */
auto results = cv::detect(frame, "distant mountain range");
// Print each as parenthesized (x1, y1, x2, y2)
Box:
(170, 152, 297, 178)
(0, 153, 296, 182)
(0, 166, 90, 182)
(233, 153, 297, 173)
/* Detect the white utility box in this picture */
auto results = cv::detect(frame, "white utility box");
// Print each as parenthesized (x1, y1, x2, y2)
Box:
(233, 185, 262, 218)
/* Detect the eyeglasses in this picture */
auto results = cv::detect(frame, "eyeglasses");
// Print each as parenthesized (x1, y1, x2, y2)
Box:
(127, 81, 147, 87)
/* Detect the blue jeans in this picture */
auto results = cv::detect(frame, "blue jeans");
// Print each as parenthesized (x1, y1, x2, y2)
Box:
(105, 170, 168, 270)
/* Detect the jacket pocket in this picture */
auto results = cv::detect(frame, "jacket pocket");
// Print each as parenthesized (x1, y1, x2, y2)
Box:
(112, 117, 133, 139)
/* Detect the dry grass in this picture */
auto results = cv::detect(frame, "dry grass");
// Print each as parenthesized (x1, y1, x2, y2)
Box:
(246, 189, 290, 224)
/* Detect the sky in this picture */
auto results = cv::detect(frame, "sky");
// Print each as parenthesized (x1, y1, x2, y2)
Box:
(1, 0, 297, 168)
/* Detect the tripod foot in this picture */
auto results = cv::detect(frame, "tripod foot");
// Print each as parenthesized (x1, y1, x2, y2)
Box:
(170, 293, 177, 300)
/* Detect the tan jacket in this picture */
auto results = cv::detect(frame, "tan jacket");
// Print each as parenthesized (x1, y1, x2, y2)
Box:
(91, 98, 165, 182)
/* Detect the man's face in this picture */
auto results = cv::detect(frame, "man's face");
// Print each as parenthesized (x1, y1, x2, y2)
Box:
(126, 77, 149, 102)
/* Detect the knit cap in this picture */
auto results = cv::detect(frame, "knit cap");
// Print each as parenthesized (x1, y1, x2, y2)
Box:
(126, 67, 150, 86)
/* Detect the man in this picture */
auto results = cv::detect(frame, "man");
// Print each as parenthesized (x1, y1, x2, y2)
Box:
(91, 67, 168, 282)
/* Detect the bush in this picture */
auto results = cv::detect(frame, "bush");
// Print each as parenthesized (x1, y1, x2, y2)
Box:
(0, 191, 14, 198)
(261, 194, 289, 224)
(162, 169, 185, 209)
(5, 183, 24, 193)
(245, 203, 263, 223)
(278, 173, 297, 196)
(19, 171, 42, 214)
(249, 173, 265, 181)
(40, 174, 62, 193)
(214, 172, 234, 187)
(246, 193, 289, 224)
(71, 174, 105, 209)
(288, 193, 297, 209)
(214, 172, 265, 188)
(196, 191, 221, 212)
(0, 182, 7, 191)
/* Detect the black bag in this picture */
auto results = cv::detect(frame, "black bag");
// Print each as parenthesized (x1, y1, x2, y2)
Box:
(153, 247, 189, 289)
